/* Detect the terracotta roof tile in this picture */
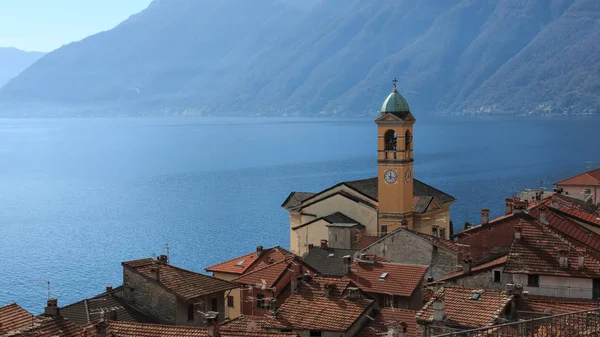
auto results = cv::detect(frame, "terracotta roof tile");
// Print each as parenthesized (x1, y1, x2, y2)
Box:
(221, 315, 274, 332)
(60, 290, 155, 326)
(97, 321, 296, 337)
(358, 308, 417, 337)
(545, 194, 600, 227)
(123, 258, 237, 300)
(205, 247, 294, 275)
(529, 205, 600, 251)
(347, 261, 428, 297)
(519, 296, 600, 318)
(357, 236, 381, 249)
(416, 286, 512, 328)
(435, 255, 508, 283)
(233, 259, 290, 288)
(10, 317, 86, 337)
(263, 276, 374, 332)
(0, 303, 39, 335)
(556, 168, 600, 186)
(504, 220, 600, 278)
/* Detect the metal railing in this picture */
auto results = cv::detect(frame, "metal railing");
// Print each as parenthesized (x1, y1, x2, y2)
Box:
(426, 308, 600, 337)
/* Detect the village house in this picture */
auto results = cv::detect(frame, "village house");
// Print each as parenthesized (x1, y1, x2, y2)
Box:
(357, 307, 418, 337)
(121, 255, 237, 326)
(205, 245, 295, 319)
(556, 167, 600, 204)
(282, 84, 455, 256)
(302, 243, 359, 277)
(431, 255, 508, 290)
(0, 302, 39, 336)
(345, 254, 429, 310)
(361, 228, 458, 280)
(232, 257, 316, 317)
(415, 286, 515, 336)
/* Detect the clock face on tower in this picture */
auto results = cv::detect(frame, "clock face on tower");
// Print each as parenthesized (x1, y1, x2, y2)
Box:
(384, 170, 397, 184)
(405, 169, 411, 183)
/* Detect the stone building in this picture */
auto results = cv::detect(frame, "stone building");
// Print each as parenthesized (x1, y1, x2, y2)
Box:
(282, 84, 455, 256)
(431, 255, 509, 290)
(361, 228, 458, 281)
(121, 256, 237, 326)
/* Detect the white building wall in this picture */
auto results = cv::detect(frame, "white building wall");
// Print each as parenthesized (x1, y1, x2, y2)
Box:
(511, 273, 594, 299)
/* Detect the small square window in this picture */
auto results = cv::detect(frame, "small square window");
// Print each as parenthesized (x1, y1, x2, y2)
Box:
(309, 331, 322, 337)
(227, 295, 234, 308)
(528, 275, 540, 287)
(432, 226, 438, 237)
(493, 270, 502, 283)
(440, 228, 446, 239)
(381, 224, 388, 236)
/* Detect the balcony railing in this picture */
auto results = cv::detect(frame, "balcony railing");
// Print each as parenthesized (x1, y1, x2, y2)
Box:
(426, 308, 600, 337)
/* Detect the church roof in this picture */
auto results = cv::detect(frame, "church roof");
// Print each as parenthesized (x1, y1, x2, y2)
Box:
(381, 89, 410, 114)
(345, 177, 456, 205)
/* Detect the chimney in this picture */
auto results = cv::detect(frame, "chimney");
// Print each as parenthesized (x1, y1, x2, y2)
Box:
(539, 206, 548, 225)
(106, 286, 113, 293)
(505, 198, 514, 215)
(109, 310, 118, 321)
(343, 255, 352, 275)
(291, 277, 298, 293)
(157, 255, 168, 264)
(514, 222, 523, 241)
(308, 243, 314, 250)
(150, 267, 160, 281)
(205, 311, 220, 337)
(577, 248, 586, 270)
(558, 249, 569, 269)
(320, 239, 328, 248)
(346, 287, 362, 301)
(302, 271, 312, 283)
(481, 209, 490, 225)
(44, 298, 60, 317)
(94, 320, 107, 337)
(256, 245, 264, 254)
(513, 200, 527, 213)
(462, 257, 473, 276)
(432, 298, 446, 322)
(323, 283, 333, 298)
(463, 222, 472, 231)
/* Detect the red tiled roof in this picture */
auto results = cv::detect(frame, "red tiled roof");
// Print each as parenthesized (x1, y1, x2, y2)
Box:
(357, 236, 380, 249)
(263, 276, 374, 332)
(416, 286, 511, 328)
(358, 308, 417, 337)
(123, 258, 237, 300)
(205, 247, 294, 275)
(544, 194, 600, 227)
(556, 168, 600, 186)
(96, 321, 296, 337)
(519, 296, 600, 318)
(529, 205, 600, 251)
(0, 303, 39, 335)
(221, 315, 273, 332)
(232, 259, 290, 288)
(504, 220, 600, 278)
(10, 317, 86, 337)
(347, 261, 428, 297)
(435, 255, 508, 283)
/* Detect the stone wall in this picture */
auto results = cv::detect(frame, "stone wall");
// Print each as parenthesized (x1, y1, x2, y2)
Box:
(363, 229, 457, 280)
(122, 268, 177, 324)
(446, 269, 511, 291)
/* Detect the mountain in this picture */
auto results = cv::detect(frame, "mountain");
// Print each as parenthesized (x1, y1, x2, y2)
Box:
(0, 0, 599, 117)
(0, 48, 45, 88)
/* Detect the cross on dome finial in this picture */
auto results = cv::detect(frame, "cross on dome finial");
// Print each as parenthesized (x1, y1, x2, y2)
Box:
(392, 77, 398, 88)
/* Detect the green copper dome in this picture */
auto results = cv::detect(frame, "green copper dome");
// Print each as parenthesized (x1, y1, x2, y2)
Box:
(381, 88, 410, 113)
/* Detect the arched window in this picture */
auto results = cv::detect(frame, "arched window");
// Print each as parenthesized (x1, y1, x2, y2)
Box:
(384, 130, 397, 151)
(405, 130, 412, 150)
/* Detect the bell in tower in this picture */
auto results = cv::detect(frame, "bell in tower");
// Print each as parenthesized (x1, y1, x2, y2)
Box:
(375, 78, 416, 234)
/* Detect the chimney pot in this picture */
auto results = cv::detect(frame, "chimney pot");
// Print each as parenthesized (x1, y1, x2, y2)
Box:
(308, 243, 314, 250)
(320, 239, 328, 248)
(505, 198, 515, 215)
(539, 206, 548, 225)
(401, 219, 408, 229)
(462, 258, 473, 276)
(343, 255, 352, 275)
(432, 298, 446, 322)
(256, 245, 264, 254)
(44, 298, 60, 317)
(481, 209, 490, 224)
(205, 311, 220, 337)
(150, 267, 160, 281)
(106, 286, 113, 293)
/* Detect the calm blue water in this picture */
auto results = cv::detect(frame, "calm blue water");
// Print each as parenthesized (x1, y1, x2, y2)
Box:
(1, 116, 599, 313)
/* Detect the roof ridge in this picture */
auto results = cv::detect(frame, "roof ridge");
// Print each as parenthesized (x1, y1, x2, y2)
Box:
(205, 251, 258, 270)
(232, 259, 291, 283)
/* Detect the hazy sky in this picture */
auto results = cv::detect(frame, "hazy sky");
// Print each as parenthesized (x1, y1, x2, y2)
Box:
(0, 0, 153, 52)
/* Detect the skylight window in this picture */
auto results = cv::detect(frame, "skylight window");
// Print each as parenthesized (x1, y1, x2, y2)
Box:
(470, 293, 481, 300)
(236, 259, 245, 266)
(328, 253, 335, 258)
(379, 272, 388, 280)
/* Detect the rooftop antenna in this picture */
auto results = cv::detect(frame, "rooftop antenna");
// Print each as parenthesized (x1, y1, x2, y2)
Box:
(45, 280, 51, 300)
(164, 243, 170, 260)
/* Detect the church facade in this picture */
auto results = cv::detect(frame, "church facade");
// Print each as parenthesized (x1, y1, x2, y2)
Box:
(282, 83, 455, 256)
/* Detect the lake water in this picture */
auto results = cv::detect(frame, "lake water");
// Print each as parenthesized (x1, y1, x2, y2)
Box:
(1, 116, 599, 313)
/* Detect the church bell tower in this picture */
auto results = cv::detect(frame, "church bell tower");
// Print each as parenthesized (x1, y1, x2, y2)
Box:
(375, 79, 415, 234)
